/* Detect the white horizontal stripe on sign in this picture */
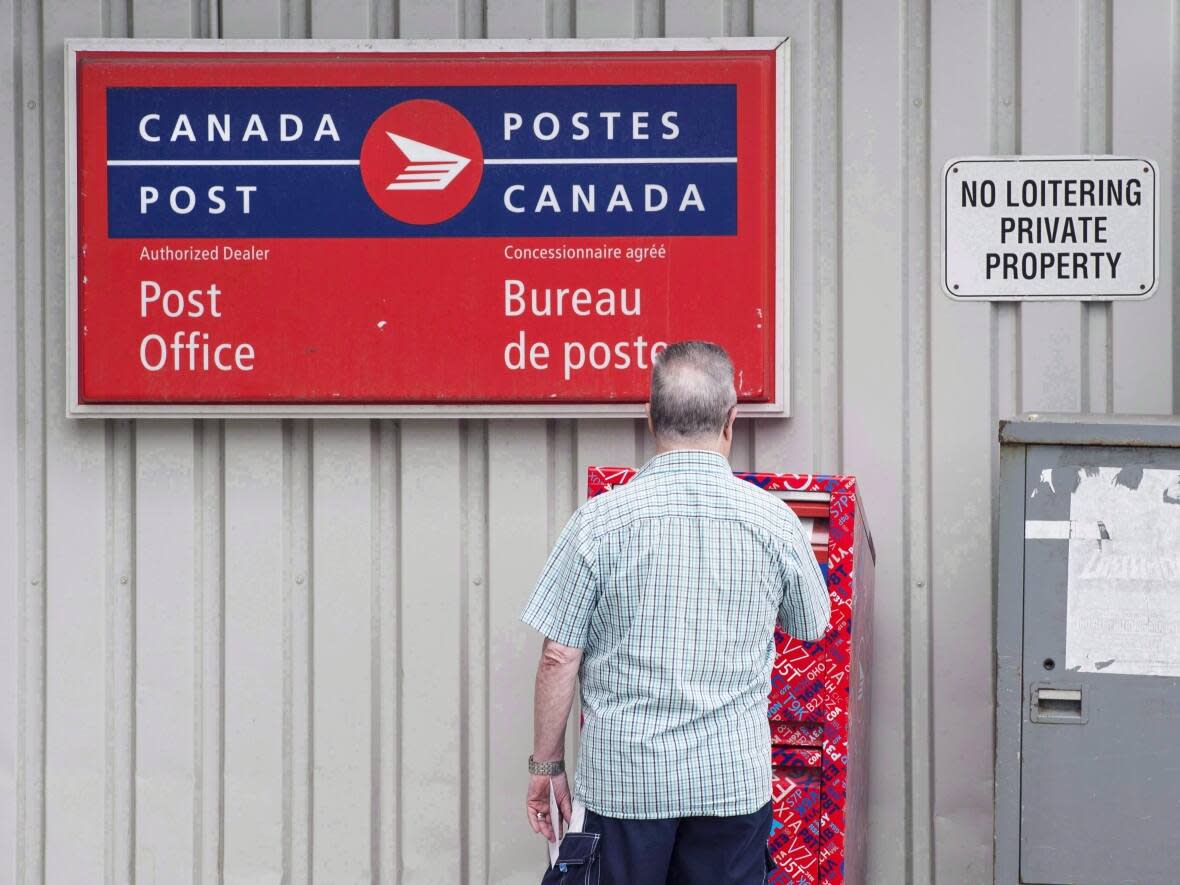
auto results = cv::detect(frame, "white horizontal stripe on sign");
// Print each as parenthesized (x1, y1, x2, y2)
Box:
(107, 158, 361, 166)
(482, 156, 737, 165)
(106, 156, 738, 167)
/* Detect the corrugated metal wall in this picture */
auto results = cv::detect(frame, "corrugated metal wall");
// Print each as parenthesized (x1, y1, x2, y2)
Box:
(0, 1, 1175, 882)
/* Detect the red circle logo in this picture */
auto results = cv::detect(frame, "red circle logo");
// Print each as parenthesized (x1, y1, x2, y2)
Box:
(359, 100, 484, 225)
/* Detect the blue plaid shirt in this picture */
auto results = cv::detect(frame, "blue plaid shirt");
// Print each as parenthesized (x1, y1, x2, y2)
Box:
(521, 450, 830, 819)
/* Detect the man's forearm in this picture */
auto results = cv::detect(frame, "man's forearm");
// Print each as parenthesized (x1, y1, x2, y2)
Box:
(533, 639, 582, 761)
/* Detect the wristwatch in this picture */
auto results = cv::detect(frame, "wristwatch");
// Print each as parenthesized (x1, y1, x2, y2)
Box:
(528, 755, 565, 776)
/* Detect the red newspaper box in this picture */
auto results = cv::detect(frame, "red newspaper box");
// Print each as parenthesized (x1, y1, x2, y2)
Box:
(587, 468, 875, 885)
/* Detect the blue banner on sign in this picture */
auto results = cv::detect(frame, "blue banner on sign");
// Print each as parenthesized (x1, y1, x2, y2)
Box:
(104, 85, 739, 238)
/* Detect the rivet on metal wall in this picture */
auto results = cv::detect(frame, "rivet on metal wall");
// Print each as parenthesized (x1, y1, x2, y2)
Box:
(912, 97, 922, 107)
(1002, 97, 1012, 107)
(31, 577, 39, 586)
(473, 577, 483, 586)
(26, 99, 35, 109)
(296, 574, 305, 584)
(916, 579, 926, 588)
(120, 576, 128, 585)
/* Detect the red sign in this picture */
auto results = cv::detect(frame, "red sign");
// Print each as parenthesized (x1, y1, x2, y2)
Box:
(68, 39, 789, 415)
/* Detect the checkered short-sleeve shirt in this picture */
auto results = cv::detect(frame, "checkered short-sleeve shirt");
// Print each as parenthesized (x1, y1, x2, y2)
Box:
(521, 449, 830, 819)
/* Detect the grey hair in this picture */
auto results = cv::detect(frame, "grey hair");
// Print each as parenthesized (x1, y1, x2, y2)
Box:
(649, 341, 737, 440)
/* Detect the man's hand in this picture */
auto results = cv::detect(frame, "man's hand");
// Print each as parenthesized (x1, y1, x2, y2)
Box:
(528, 638, 582, 841)
(526, 772, 572, 843)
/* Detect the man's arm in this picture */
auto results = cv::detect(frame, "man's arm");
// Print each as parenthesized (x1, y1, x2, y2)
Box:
(526, 637, 582, 842)
(519, 507, 597, 841)
(778, 521, 831, 642)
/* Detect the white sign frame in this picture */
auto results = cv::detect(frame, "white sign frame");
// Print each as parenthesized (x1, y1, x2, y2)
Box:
(942, 155, 1158, 303)
(65, 37, 791, 419)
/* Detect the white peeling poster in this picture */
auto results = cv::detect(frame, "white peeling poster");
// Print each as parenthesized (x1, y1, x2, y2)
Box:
(1062, 467, 1180, 677)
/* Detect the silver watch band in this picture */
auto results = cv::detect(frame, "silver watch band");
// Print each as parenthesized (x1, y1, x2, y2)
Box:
(528, 755, 565, 776)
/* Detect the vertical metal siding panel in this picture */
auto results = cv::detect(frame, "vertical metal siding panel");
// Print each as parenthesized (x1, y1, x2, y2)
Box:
(310, 0, 370, 38)
(751, 1, 819, 470)
(840, 3, 908, 883)
(221, 0, 285, 36)
(575, 0, 636, 38)
(135, 424, 199, 882)
(41, 2, 108, 883)
(130, 0, 191, 36)
(0, 0, 17, 869)
(222, 422, 285, 883)
(1018, 2, 1085, 412)
(928, 2, 995, 882)
(0, 1, 33, 881)
(1079, 1, 1112, 413)
(990, 0, 1022, 423)
(401, 0, 461, 37)
(127, 5, 202, 882)
(900, 2, 933, 883)
(487, 0, 544, 37)
(549, 420, 580, 773)
(1112, 0, 1173, 414)
(310, 421, 374, 884)
(460, 419, 490, 885)
(107, 422, 136, 885)
(664, 0, 724, 36)
(988, 4, 1021, 876)
(487, 422, 550, 885)
(283, 420, 313, 885)
(398, 422, 464, 885)
(807, 0, 842, 474)
(372, 421, 398, 885)
(195, 421, 225, 885)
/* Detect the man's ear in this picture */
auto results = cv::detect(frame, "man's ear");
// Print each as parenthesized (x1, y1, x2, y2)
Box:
(722, 406, 737, 440)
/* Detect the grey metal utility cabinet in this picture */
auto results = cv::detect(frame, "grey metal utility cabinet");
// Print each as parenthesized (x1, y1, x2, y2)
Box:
(996, 415, 1180, 885)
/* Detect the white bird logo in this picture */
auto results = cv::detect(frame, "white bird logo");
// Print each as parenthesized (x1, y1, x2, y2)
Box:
(385, 132, 471, 191)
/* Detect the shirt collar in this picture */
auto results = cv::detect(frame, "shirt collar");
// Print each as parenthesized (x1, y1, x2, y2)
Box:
(634, 449, 733, 478)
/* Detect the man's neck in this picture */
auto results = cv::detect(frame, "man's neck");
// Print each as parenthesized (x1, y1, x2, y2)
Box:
(653, 440, 725, 456)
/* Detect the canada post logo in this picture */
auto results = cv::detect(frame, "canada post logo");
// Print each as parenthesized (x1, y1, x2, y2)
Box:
(359, 100, 484, 224)
(103, 85, 738, 237)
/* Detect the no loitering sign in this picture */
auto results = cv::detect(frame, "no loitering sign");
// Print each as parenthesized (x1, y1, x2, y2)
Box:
(943, 156, 1158, 301)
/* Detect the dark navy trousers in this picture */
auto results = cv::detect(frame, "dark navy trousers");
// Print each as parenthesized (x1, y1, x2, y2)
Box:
(544, 801, 773, 885)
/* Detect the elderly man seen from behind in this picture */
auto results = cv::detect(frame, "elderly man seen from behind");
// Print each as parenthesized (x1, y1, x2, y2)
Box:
(521, 341, 830, 884)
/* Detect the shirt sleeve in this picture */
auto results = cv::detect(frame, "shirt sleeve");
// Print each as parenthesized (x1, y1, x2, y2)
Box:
(776, 516, 831, 642)
(520, 507, 599, 648)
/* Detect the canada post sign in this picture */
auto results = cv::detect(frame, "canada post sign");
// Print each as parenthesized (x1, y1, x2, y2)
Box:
(68, 40, 789, 415)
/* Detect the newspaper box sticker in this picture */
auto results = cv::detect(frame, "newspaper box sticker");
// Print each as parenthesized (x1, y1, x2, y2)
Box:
(359, 99, 485, 225)
(942, 157, 1158, 301)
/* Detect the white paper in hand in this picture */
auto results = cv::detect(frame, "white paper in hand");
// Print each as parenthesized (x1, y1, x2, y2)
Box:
(547, 780, 586, 868)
